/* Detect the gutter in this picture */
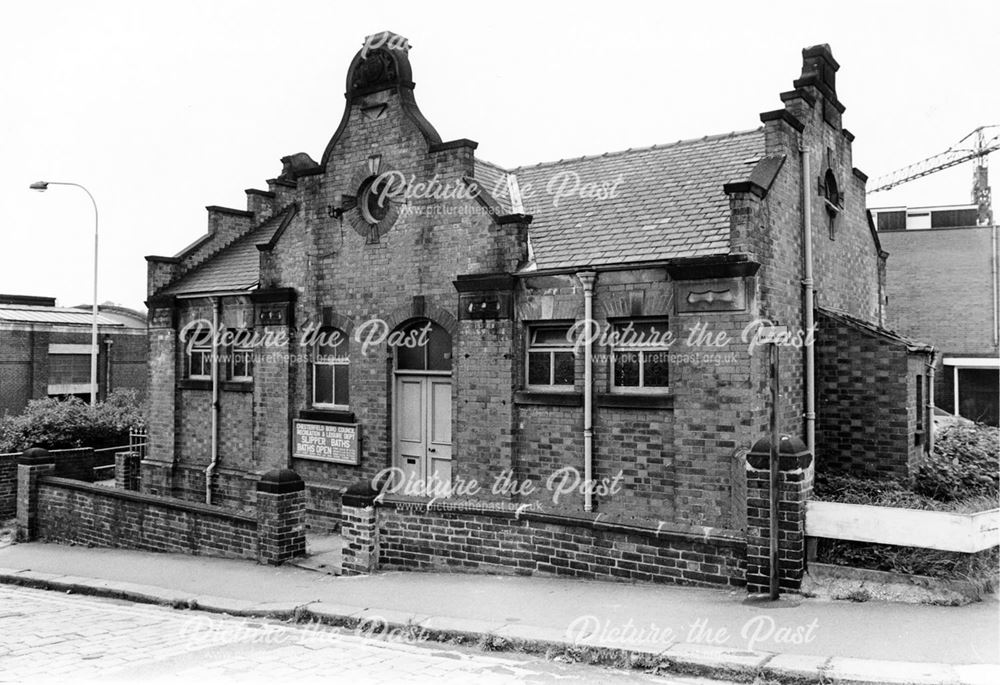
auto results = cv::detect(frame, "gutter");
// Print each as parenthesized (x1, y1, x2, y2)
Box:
(800, 142, 817, 456)
(205, 297, 221, 505)
(514, 253, 759, 280)
(578, 271, 597, 512)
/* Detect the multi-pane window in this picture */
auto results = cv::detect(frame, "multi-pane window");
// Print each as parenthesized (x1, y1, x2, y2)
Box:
(188, 345, 213, 379)
(611, 320, 670, 391)
(313, 327, 349, 409)
(228, 340, 253, 381)
(395, 320, 452, 372)
(526, 324, 575, 388)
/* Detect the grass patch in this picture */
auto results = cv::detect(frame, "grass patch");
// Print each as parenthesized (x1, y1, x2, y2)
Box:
(815, 539, 998, 583)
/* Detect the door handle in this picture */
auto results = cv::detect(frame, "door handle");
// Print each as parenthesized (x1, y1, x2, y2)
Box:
(428, 448, 436, 453)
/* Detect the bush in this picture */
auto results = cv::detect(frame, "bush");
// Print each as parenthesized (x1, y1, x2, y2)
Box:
(0, 390, 145, 454)
(916, 424, 1000, 501)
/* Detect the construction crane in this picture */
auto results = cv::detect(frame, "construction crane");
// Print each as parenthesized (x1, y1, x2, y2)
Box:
(867, 124, 1000, 226)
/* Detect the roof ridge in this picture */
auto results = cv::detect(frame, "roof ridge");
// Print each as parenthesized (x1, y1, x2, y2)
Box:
(508, 127, 764, 173)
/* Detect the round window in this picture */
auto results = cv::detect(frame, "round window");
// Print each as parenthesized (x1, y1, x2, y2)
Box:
(359, 176, 392, 225)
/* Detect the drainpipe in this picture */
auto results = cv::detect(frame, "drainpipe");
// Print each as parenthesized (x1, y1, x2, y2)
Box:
(926, 350, 936, 456)
(205, 297, 221, 505)
(992, 222, 998, 347)
(953, 365, 961, 419)
(800, 142, 816, 457)
(578, 271, 597, 512)
(103, 338, 114, 398)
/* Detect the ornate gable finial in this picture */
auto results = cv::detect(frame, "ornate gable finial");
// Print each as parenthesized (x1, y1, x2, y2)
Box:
(347, 31, 414, 98)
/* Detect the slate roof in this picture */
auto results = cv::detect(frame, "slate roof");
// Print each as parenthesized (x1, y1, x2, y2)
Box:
(475, 128, 766, 271)
(169, 129, 766, 293)
(162, 206, 297, 296)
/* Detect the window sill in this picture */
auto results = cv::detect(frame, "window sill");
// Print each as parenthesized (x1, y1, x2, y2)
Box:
(513, 390, 583, 407)
(179, 379, 254, 392)
(597, 393, 673, 409)
(299, 408, 356, 423)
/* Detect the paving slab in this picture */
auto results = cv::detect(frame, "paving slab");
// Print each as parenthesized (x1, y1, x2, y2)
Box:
(825, 657, 958, 684)
(954, 663, 1000, 685)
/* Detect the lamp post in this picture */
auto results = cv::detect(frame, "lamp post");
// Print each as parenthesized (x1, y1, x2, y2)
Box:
(29, 181, 100, 406)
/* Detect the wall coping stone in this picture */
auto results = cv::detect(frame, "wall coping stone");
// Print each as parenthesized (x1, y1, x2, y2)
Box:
(257, 469, 305, 494)
(18, 448, 54, 465)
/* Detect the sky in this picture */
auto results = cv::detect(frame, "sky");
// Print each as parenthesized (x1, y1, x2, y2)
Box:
(1, 0, 997, 312)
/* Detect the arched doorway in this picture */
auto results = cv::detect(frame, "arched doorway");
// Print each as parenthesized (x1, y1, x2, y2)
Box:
(391, 319, 453, 489)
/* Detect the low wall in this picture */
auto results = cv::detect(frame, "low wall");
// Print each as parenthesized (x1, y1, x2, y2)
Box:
(0, 453, 16, 519)
(368, 501, 746, 587)
(17, 449, 307, 566)
(47, 447, 119, 482)
(37, 477, 259, 560)
(1, 446, 122, 520)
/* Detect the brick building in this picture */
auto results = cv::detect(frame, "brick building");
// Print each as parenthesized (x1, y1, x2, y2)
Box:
(141, 36, 931, 587)
(871, 204, 999, 426)
(0, 295, 147, 415)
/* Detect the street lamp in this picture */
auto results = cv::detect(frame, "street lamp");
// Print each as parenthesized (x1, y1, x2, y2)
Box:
(29, 181, 100, 407)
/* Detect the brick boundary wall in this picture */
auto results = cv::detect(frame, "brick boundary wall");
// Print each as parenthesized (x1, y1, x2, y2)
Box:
(17, 449, 306, 565)
(2, 446, 124, 520)
(36, 476, 260, 559)
(0, 453, 16, 519)
(48, 447, 117, 482)
(341, 485, 747, 588)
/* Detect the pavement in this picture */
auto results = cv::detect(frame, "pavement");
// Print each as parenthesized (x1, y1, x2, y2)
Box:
(0, 541, 998, 684)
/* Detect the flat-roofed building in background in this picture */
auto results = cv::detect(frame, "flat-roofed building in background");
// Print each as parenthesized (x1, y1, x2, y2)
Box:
(0, 294, 147, 415)
(871, 204, 999, 425)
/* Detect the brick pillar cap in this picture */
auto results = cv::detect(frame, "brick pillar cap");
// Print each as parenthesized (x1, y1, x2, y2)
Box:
(747, 435, 812, 470)
(342, 480, 379, 508)
(18, 447, 54, 465)
(257, 469, 304, 494)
